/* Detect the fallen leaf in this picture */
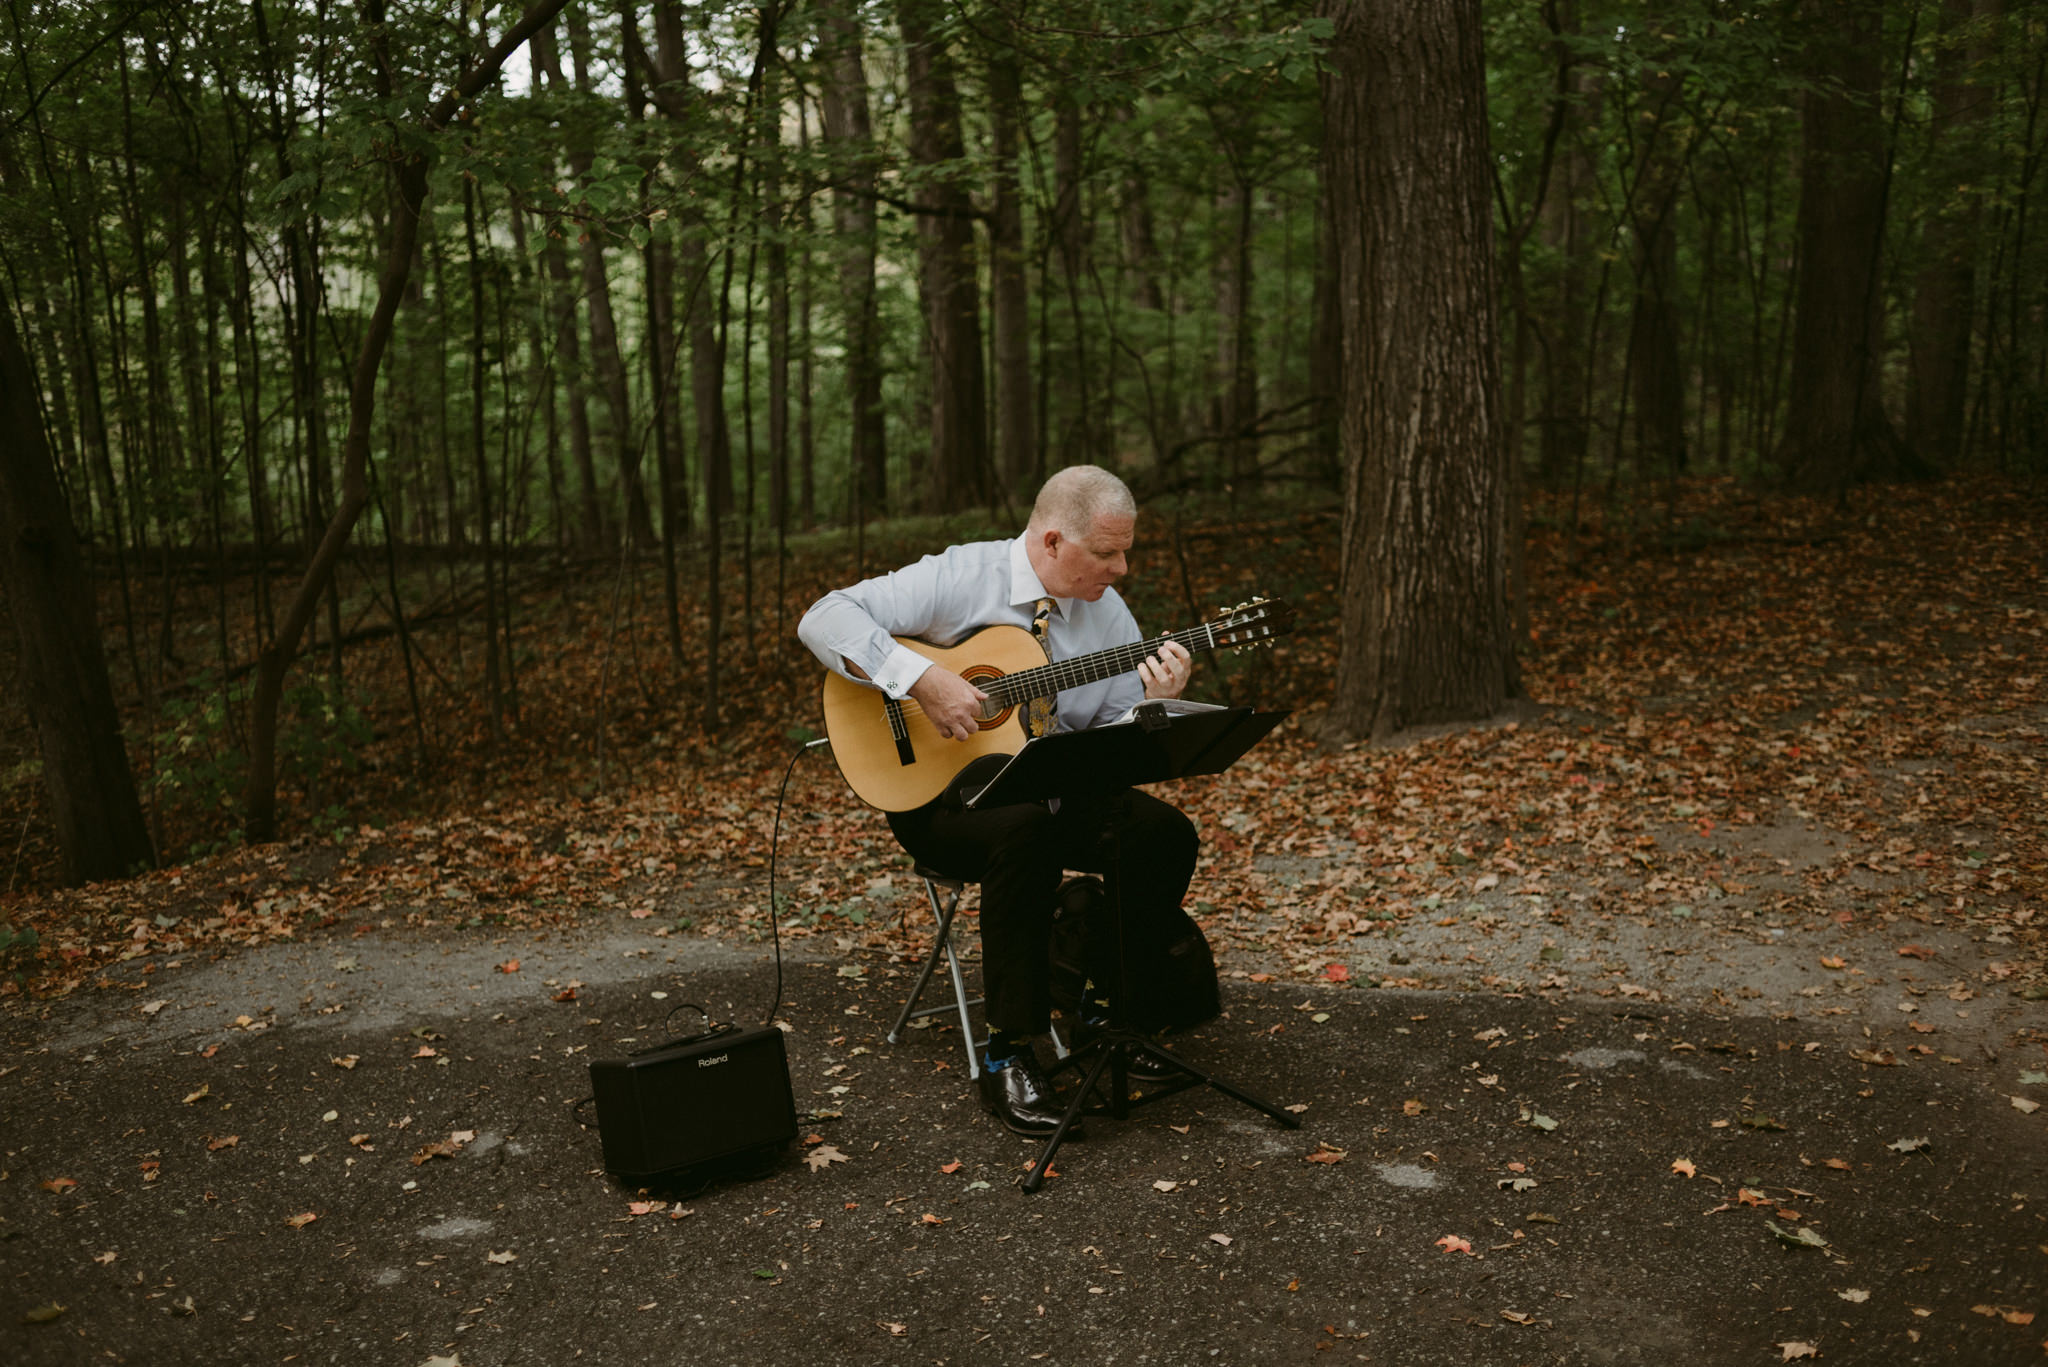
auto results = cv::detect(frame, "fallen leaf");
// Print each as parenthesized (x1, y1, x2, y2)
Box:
(182, 1085, 210, 1104)
(939, 1160, 962, 1174)
(1402, 1099, 1426, 1116)
(284, 1212, 318, 1230)
(1819, 956, 1847, 970)
(496, 959, 520, 974)
(140, 1000, 168, 1016)
(39, 1177, 77, 1194)
(1888, 1136, 1932, 1153)
(1765, 1220, 1827, 1249)
(486, 1250, 517, 1264)
(23, 1303, 64, 1324)
(1776, 1343, 1819, 1362)
(879, 1322, 907, 1336)
(1435, 1234, 1475, 1256)
(1322, 963, 1351, 983)
(206, 1134, 238, 1152)
(412, 1045, 438, 1059)
(1848, 1049, 1898, 1067)
(1671, 1158, 1697, 1178)
(551, 988, 578, 1002)
(1153, 1180, 1180, 1192)
(920, 1213, 944, 1226)
(1209, 1232, 1233, 1247)
(331, 1055, 359, 1070)
(92, 1251, 116, 1265)
(1897, 945, 1936, 960)
(1738, 1188, 1769, 1208)
(1304, 1144, 1347, 1165)
(2012, 1096, 2040, 1115)
(627, 1201, 664, 1216)
(805, 1144, 849, 1172)
(1837, 1289, 1869, 1303)
(1501, 1310, 1535, 1325)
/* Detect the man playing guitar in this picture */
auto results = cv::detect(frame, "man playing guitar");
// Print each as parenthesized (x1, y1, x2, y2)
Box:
(797, 465, 1205, 1138)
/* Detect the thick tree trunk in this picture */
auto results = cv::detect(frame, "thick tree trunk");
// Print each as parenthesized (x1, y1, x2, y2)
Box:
(1318, 0, 1516, 742)
(1777, 0, 1922, 487)
(816, 0, 887, 520)
(899, 0, 988, 512)
(0, 285, 155, 883)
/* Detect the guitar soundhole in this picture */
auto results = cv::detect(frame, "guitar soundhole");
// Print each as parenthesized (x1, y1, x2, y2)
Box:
(959, 665, 1013, 730)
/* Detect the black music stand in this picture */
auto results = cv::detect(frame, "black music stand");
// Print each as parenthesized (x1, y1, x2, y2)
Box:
(965, 702, 1302, 1194)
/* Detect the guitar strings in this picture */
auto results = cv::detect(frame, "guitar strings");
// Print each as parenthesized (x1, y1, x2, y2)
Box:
(882, 623, 1225, 722)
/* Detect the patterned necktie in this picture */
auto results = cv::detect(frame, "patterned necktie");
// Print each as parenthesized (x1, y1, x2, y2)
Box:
(1027, 597, 1059, 738)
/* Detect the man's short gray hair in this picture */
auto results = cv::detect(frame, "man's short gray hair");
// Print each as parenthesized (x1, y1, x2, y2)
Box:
(1028, 465, 1136, 537)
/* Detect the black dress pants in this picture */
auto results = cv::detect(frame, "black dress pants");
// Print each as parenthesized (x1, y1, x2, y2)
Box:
(887, 787, 1199, 1039)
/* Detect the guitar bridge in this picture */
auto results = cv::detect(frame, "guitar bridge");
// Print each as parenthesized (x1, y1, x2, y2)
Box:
(884, 697, 916, 767)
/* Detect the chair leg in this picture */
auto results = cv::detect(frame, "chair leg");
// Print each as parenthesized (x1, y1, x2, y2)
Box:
(885, 878, 987, 1080)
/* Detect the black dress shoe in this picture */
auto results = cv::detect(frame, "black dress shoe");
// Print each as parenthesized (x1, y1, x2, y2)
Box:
(979, 1055, 1084, 1139)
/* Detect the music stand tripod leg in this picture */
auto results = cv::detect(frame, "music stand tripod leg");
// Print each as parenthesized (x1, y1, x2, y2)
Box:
(1020, 1039, 1118, 1195)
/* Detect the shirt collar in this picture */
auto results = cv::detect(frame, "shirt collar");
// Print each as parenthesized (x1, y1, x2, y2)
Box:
(1009, 533, 1069, 618)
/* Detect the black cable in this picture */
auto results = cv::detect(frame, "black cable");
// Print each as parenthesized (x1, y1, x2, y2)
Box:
(763, 737, 832, 1027)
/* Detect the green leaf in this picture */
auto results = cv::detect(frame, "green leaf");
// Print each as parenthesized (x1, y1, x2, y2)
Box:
(1765, 1220, 1828, 1249)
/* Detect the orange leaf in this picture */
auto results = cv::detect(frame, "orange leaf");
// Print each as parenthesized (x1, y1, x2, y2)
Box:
(1738, 1188, 1768, 1207)
(940, 1160, 962, 1174)
(1322, 963, 1351, 983)
(40, 1177, 77, 1194)
(497, 959, 520, 974)
(1671, 1158, 1696, 1178)
(284, 1212, 317, 1229)
(1897, 945, 1936, 960)
(1435, 1234, 1474, 1256)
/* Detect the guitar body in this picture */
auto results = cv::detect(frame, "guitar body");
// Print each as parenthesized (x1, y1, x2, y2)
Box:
(820, 624, 1049, 813)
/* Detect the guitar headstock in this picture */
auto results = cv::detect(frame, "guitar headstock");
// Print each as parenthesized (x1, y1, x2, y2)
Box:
(1206, 597, 1296, 650)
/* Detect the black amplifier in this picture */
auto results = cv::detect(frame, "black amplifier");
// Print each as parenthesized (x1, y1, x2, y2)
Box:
(587, 1024, 797, 1180)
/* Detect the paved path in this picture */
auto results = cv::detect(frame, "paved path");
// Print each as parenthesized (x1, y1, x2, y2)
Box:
(4, 922, 2046, 1366)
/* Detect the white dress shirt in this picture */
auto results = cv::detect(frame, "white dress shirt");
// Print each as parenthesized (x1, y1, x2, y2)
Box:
(797, 533, 1147, 733)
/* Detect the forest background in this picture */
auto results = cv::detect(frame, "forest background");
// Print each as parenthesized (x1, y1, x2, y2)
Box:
(0, 0, 2042, 1000)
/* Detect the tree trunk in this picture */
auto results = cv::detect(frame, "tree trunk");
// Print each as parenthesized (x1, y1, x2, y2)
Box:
(0, 284, 156, 883)
(1777, 0, 1922, 487)
(1907, 0, 1988, 470)
(565, 6, 656, 546)
(816, 0, 886, 520)
(988, 53, 1037, 498)
(1625, 23, 1688, 477)
(899, 0, 988, 512)
(1318, 0, 1516, 741)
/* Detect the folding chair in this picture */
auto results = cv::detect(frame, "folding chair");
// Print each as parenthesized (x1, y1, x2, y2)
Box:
(885, 865, 987, 1077)
(884, 864, 1067, 1080)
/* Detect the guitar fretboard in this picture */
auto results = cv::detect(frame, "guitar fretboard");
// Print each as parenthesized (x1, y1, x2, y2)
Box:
(981, 622, 1217, 706)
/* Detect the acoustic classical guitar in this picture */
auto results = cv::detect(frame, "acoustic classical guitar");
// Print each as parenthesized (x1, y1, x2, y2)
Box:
(819, 598, 1294, 812)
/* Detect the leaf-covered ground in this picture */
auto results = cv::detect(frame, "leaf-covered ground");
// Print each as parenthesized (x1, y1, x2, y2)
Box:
(2, 477, 2042, 1010)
